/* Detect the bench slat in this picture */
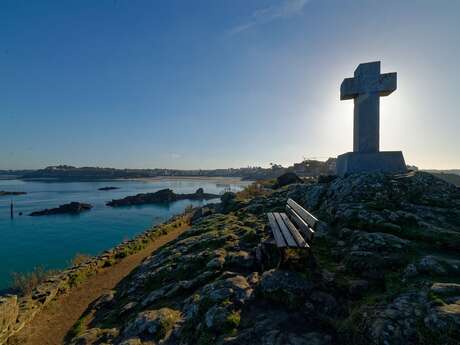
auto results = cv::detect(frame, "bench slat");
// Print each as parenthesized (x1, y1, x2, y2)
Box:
(273, 212, 298, 247)
(280, 213, 309, 248)
(286, 205, 315, 242)
(267, 213, 287, 247)
(287, 199, 318, 229)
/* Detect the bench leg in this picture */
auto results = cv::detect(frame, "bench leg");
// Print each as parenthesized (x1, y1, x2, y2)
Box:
(279, 248, 314, 272)
(256, 240, 282, 271)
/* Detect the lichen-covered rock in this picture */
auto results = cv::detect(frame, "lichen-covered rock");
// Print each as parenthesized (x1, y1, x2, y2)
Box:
(200, 274, 253, 306)
(122, 308, 181, 341)
(431, 282, 460, 296)
(258, 269, 313, 308)
(225, 250, 255, 269)
(349, 231, 410, 253)
(65, 172, 460, 345)
(355, 291, 428, 345)
(69, 328, 119, 345)
(416, 255, 460, 276)
(424, 282, 460, 340)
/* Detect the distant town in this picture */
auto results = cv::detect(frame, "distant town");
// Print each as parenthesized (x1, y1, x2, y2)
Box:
(1, 160, 459, 186)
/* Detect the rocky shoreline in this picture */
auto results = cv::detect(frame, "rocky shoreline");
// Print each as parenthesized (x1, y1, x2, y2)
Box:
(106, 188, 220, 207)
(66, 171, 460, 345)
(2, 172, 459, 345)
(29, 202, 93, 216)
(0, 213, 191, 345)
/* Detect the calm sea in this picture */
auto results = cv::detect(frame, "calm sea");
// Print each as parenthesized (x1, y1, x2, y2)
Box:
(0, 178, 249, 290)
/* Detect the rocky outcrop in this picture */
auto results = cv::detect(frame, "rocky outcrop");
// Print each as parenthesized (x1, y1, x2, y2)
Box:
(19, 170, 460, 345)
(98, 186, 119, 191)
(122, 308, 181, 342)
(106, 188, 220, 207)
(0, 191, 26, 196)
(274, 172, 302, 188)
(29, 202, 92, 216)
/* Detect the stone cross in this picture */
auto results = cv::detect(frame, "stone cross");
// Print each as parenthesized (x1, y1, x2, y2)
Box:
(340, 61, 396, 153)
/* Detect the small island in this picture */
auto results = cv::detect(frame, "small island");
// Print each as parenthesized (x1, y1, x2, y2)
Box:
(0, 191, 27, 196)
(106, 188, 219, 207)
(29, 202, 93, 216)
(98, 186, 120, 191)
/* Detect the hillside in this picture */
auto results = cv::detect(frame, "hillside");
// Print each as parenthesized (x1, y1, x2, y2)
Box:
(64, 171, 460, 345)
(430, 172, 460, 187)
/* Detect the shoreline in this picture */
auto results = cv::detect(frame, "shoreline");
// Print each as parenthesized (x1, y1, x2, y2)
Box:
(0, 212, 193, 345)
(14, 176, 252, 184)
(126, 176, 251, 183)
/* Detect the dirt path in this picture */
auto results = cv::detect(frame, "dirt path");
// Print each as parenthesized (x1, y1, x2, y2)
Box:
(8, 225, 188, 345)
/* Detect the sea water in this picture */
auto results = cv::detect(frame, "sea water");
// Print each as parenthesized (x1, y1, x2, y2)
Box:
(0, 178, 249, 290)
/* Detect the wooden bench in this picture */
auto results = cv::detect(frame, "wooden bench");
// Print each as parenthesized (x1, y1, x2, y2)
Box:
(267, 198, 318, 249)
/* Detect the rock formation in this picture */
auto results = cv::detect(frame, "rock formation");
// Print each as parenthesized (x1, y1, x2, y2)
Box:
(98, 186, 120, 191)
(0, 191, 26, 196)
(64, 171, 459, 344)
(29, 202, 92, 216)
(106, 188, 220, 207)
(273, 171, 302, 188)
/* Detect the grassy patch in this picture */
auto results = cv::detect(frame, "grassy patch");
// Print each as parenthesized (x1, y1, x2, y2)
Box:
(68, 268, 94, 287)
(10, 266, 60, 295)
(70, 253, 92, 266)
(415, 319, 459, 345)
(224, 311, 241, 332)
(67, 315, 89, 339)
(236, 182, 270, 201)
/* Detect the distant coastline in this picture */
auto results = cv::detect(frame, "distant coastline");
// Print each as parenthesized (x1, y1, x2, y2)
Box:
(127, 176, 250, 184)
(0, 160, 338, 182)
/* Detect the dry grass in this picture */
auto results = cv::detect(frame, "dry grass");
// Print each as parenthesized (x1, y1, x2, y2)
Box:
(70, 253, 92, 266)
(235, 181, 270, 201)
(11, 266, 60, 295)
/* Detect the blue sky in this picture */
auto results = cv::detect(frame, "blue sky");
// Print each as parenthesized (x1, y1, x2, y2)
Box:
(1, 0, 459, 170)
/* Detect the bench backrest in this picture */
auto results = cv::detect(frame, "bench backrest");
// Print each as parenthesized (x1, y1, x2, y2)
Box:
(286, 198, 317, 242)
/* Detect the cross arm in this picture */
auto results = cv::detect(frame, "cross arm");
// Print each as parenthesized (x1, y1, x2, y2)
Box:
(378, 72, 397, 96)
(340, 72, 397, 100)
(340, 77, 359, 100)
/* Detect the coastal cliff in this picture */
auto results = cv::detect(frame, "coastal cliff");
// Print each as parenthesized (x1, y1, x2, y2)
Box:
(62, 172, 460, 345)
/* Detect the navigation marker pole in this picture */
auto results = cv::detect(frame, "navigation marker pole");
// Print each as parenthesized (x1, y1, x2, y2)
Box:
(10, 200, 14, 219)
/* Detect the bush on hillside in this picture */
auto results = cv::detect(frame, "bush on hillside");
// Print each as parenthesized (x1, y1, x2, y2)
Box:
(10, 266, 59, 295)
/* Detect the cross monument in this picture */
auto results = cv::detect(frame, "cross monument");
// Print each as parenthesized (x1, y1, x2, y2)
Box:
(336, 61, 407, 176)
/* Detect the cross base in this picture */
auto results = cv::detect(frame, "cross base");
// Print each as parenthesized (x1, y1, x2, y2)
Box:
(336, 151, 407, 177)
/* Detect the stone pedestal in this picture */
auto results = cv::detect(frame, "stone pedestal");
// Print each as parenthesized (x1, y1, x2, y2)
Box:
(336, 151, 407, 176)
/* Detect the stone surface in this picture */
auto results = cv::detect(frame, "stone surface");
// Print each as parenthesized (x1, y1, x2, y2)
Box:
(55, 172, 459, 345)
(122, 308, 181, 340)
(338, 61, 406, 176)
(341, 61, 396, 153)
(336, 151, 406, 176)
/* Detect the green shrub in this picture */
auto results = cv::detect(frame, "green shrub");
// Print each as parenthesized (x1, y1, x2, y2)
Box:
(67, 315, 88, 339)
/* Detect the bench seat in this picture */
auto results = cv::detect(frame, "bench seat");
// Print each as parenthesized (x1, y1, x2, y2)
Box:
(267, 199, 318, 249)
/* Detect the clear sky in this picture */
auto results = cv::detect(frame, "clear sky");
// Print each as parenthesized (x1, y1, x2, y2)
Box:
(1, 0, 459, 170)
